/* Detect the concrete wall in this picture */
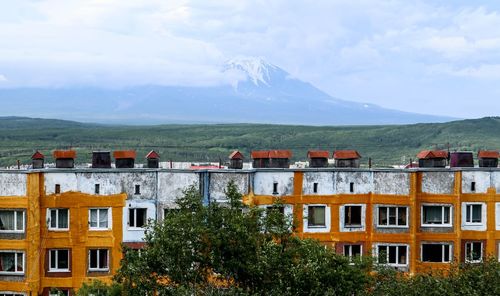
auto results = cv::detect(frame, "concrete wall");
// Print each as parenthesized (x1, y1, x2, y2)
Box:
(462, 171, 491, 194)
(157, 172, 199, 209)
(253, 172, 294, 196)
(335, 172, 371, 194)
(373, 172, 410, 195)
(209, 172, 249, 202)
(0, 173, 26, 196)
(422, 172, 455, 194)
(302, 172, 334, 195)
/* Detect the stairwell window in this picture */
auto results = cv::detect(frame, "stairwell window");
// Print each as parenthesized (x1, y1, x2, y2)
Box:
(471, 182, 476, 192)
(55, 184, 61, 194)
(0, 251, 24, 275)
(313, 183, 318, 193)
(134, 185, 141, 195)
(48, 249, 70, 272)
(465, 242, 483, 263)
(0, 210, 24, 233)
(344, 244, 362, 262)
(89, 208, 111, 230)
(129, 208, 147, 229)
(272, 182, 278, 195)
(421, 243, 451, 263)
(47, 209, 69, 231)
(95, 184, 100, 194)
(421, 204, 452, 227)
(349, 182, 354, 193)
(88, 249, 109, 272)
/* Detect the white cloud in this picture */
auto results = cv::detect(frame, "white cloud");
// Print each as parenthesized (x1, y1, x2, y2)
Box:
(0, 74, 7, 82)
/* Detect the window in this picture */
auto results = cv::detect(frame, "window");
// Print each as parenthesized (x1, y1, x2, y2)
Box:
(49, 289, 69, 296)
(465, 242, 482, 263)
(48, 249, 70, 272)
(0, 210, 24, 232)
(471, 182, 476, 192)
(349, 182, 354, 193)
(272, 182, 278, 195)
(48, 209, 69, 230)
(88, 249, 109, 271)
(89, 208, 110, 230)
(307, 205, 326, 227)
(0, 251, 24, 274)
(344, 244, 362, 261)
(378, 206, 408, 227)
(129, 208, 147, 228)
(377, 244, 408, 267)
(0, 293, 25, 296)
(313, 183, 318, 193)
(421, 243, 451, 263)
(465, 204, 482, 224)
(134, 185, 141, 195)
(421, 205, 452, 226)
(95, 184, 100, 194)
(344, 205, 362, 227)
(55, 184, 61, 194)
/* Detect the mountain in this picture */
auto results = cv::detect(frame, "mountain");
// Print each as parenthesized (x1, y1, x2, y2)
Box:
(0, 57, 454, 125)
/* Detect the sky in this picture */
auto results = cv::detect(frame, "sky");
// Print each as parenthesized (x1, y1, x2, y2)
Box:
(0, 0, 500, 118)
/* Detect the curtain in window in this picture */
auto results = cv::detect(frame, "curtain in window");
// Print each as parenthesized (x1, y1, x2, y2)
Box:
(378, 208, 387, 225)
(99, 209, 108, 228)
(0, 211, 14, 230)
(90, 210, 98, 228)
(0, 253, 15, 272)
(424, 206, 442, 223)
(59, 210, 68, 228)
(16, 211, 23, 230)
(308, 206, 325, 226)
(472, 205, 482, 222)
(398, 208, 407, 225)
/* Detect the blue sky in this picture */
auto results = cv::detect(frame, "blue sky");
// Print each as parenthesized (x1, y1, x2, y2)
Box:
(0, 0, 500, 118)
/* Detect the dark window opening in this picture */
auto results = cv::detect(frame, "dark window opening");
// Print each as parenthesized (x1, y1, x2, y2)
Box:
(272, 182, 278, 194)
(129, 208, 147, 228)
(343, 244, 362, 260)
(307, 206, 326, 227)
(95, 184, 100, 194)
(471, 182, 476, 192)
(313, 182, 318, 193)
(422, 244, 451, 262)
(344, 206, 362, 226)
(55, 184, 61, 194)
(134, 185, 141, 195)
(349, 182, 354, 193)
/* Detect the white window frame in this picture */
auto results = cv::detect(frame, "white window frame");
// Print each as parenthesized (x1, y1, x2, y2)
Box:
(420, 243, 452, 263)
(88, 249, 110, 272)
(0, 251, 25, 275)
(462, 202, 486, 231)
(374, 243, 409, 267)
(49, 290, 69, 296)
(376, 205, 409, 228)
(47, 208, 69, 231)
(465, 241, 483, 263)
(128, 208, 148, 230)
(421, 204, 453, 227)
(0, 292, 27, 296)
(343, 244, 363, 262)
(0, 210, 25, 233)
(48, 249, 70, 272)
(88, 208, 112, 230)
(340, 204, 366, 232)
(303, 204, 331, 233)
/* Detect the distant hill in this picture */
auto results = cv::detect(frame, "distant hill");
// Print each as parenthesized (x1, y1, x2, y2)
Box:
(0, 57, 454, 125)
(0, 116, 498, 167)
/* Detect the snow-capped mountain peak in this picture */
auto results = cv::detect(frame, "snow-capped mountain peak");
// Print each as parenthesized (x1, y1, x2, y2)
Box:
(225, 56, 277, 86)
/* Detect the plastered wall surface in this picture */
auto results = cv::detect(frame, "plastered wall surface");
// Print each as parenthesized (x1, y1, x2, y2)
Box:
(157, 172, 199, 208)
(373, 172, 410, 195)
(421, 172, 455, 194)
(335, 171, 371, 194)
(253, 172, 294, 196)
(0, 173, 26, 196)
(209, 172, 249, 202)
(302, 172, 334, 195)
(462, 171, 491, 193)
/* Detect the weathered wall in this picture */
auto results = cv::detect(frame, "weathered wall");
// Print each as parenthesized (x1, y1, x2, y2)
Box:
(373, 172, 410, 195)
(421, 172, 455, 194)
(335, 171, 371, 194)
(157, 172, 199, 210)
(302, 172, 334, 195)
(209, 172, 249, 202)
(462, 171, 491, 193)
(253, 172, 294, 196)
(0, 173, 27, 196)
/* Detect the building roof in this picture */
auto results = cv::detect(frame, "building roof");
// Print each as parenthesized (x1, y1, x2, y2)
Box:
(307, 150, 330, 159)
(113, 150, 137, 159)
(53, 150, 76, 159)
(478, 150, 499, 159)
(269, 150, 292, 159)
(417, 150, 449, 159)
(333, 150, 361, 160)
(146, 150, 160, 159)
(31, 151, 44, 159)
(229, 150, 244, 160)
(251, 150, 269, 159)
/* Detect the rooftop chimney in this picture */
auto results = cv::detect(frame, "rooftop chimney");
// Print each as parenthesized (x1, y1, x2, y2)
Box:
(146, 150, 160, 168)
(333, 150, 361, 168)
(92, 151, 111, 168)
(31, 150, 45, 169)
(114, 150, 136, 168)
(53, 150, 76, 168)
(228, 150, 244, 169)
(307, 150, 329, 168)
(478, 150, 499, 168)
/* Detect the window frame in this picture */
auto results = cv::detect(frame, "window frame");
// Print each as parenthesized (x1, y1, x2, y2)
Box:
(421, 204, 453, 227)
(88, 249, 110, 272)
(0, 292, 26, 296)
(48, 249, 70, 272)
(462, 202, 486, 227)
(343, 244, 363, 262)
(377, 205, 409, 228)
(465, 241, 483, 263)
(88, 208, 112, 231)
(0, 210, 25, 233)
(128, 208, 148, 229)
(47, 208, 70, 231)
(421, 243, 452, 263)
(0, 251, 25, 275)
(303, 204, 330, 233)
(375, 244, 409, 267)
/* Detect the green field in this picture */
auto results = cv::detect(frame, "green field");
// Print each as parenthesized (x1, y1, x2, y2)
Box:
(0, 116, 499, 167)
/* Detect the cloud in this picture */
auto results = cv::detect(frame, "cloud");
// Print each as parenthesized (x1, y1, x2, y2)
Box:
(0, 74, 7, 82)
